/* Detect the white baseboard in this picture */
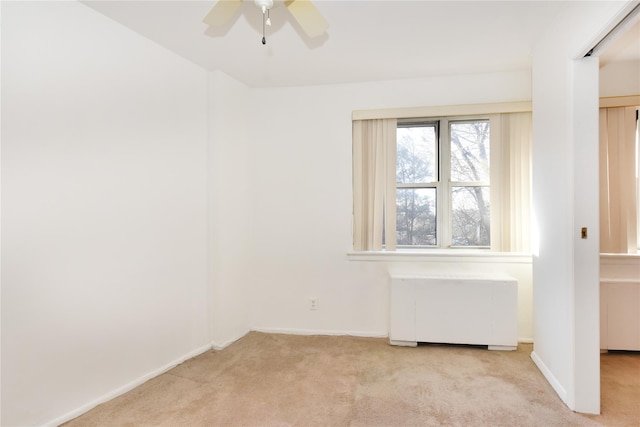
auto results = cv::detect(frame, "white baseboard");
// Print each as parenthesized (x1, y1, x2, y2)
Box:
(43, 342, 214, 427)
(530, 350, 568, 404)
(211, 330, 250, 351)
(251, 327, 388, 339)
(253, 328, 531, 343)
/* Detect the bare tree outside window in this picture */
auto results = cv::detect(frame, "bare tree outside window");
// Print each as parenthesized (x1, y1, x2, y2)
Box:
(450, 121, 490, 246)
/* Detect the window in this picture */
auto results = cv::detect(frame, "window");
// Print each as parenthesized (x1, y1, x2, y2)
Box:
(352, 105, 532, 253)
(396, 118, 491, 248)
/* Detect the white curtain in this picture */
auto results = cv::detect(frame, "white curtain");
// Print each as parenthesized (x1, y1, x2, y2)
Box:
(498, 112, 532, 253)
(599, 106, 638, 253)
(352, 119, 397, 251)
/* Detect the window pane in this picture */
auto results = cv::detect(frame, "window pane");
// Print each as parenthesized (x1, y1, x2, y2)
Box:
(397, 125, 437, 183)
(451, 186, 490, 246)
(450, 121, 490, 182)
(396, 188, 436, 246)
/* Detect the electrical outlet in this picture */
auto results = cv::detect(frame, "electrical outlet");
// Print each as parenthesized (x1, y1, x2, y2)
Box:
(309, 297, 318, 310)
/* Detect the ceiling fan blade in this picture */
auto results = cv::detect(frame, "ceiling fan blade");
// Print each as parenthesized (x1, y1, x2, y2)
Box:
(285, 0, 329, 38)
(203, 0, 243, 27)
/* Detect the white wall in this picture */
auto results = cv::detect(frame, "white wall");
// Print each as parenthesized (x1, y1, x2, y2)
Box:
(1, 2, 211, 425)
(600, 59, 640, 97)
(247, 71, 535, 340)
(207, 70, 252, 348)
(530, 0, 631, 414)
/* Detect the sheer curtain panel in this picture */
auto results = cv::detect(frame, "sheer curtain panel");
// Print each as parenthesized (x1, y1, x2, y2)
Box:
(352, 119, 397, 251)
(599, 106, 638, 253)
(498, 112, 532, 252)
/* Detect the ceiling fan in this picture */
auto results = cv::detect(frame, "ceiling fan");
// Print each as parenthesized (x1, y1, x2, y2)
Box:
(202, 0, 329, 44)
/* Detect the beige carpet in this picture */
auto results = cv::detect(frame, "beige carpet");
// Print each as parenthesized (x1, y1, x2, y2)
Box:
(593, 349, 640, 425)
(65, 332, 639, 426)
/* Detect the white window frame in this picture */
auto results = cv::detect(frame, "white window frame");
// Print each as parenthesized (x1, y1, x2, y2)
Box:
(396, 114, 501, 249)
(395, 119, 440, 247)
(396, 115, 499, 249)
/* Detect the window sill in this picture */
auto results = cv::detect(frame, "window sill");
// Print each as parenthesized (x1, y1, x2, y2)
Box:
(600, 252, 640, 258)
(600, 253, 640, 267)
(346, 249, 532, 263)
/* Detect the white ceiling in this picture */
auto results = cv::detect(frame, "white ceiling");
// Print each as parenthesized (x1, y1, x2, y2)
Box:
(599, 16, 640, 66)
(83, 1, 638, 88)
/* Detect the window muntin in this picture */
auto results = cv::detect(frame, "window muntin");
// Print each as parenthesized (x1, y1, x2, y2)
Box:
(396, 118, 491, 248)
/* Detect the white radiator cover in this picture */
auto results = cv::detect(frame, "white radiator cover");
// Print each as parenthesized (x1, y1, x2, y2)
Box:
(600, 280, 640, 351)
(390, 275, 518, 350)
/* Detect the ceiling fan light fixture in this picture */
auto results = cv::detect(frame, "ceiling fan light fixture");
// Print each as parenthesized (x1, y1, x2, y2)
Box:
(255, 0, 274, 13)
(203, 0, 329, 44)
